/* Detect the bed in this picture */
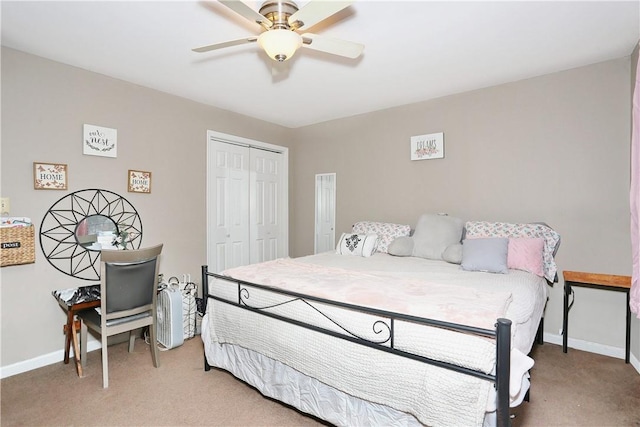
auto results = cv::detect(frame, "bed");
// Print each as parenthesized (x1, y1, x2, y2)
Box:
(200, 215, 560, 427)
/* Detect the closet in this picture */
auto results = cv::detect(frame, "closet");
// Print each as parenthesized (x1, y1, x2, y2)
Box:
(207, 131, 288, 273)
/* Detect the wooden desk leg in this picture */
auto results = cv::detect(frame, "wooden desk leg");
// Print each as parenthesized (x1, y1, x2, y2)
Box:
(563, 282, 570, 353)
(71, 317, 83, 377)
(64, 310, 74, 364)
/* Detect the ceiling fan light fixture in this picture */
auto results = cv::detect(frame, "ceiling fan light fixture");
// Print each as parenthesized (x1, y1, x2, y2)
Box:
(258, 29, 302, 62)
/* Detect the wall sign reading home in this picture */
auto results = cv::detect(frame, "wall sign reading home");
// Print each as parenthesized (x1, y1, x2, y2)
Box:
(410, 132, 444, 160)
(128, 170, 151, 193)
(33, 162, 68, 190)
(83, 124, 117, 158)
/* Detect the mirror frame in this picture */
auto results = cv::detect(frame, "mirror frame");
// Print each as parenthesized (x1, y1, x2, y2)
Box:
(39, 189, 143, 280)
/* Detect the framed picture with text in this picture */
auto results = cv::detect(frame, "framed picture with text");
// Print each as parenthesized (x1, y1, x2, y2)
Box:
(410, 132, 444, 161)
(128, 170, 151, 194)
(33, 162, 68, 190)
(83, 124, 117, 158)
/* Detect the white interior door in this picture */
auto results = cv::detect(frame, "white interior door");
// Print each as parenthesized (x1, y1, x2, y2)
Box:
(315, 173, 336, 254)
(208, 141, 250, 273)
(207, 131, 289, 273)
(250, 148, 283, 264)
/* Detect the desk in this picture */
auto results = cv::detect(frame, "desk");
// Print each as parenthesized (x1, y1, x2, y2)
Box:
(562, 271, 631, 363)
(52, 285, 100, 376)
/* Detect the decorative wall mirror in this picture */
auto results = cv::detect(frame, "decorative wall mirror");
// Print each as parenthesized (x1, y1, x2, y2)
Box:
(40, 189, 143, 280)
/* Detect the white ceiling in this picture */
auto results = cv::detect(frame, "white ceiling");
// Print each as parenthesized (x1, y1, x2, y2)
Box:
(2, 1, 639, 128)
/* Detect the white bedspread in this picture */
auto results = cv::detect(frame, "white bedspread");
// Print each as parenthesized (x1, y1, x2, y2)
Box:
(298, 252, 548, 355)
(222, 257, 513, 331)
(203, 253, 548, 426)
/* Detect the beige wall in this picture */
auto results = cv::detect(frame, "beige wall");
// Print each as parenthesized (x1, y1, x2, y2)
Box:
(2, 45, 637, 372)
(631, 42, 639, 359)
(290, 57, 635, 358)
(0, 47, 292, 368)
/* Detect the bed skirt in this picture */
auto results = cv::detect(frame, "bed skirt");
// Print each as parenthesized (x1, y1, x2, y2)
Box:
(202, 313, 527, 427)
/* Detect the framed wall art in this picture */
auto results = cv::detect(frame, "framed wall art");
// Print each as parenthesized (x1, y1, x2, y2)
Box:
(410, 132, 444, 161)
(83, 124, 117, 158)
(33, 162, 68, 190)
(128, 170, 151, 194)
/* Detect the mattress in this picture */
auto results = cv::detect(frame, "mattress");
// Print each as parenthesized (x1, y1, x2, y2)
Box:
(202, 252, 548, 426)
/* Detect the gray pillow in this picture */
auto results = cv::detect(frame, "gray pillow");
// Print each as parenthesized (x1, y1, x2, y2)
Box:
(460, 238, 509, 274)
(411, 214, 464, 260)
(387, 236, 414, 257)
(442, 243, 463, 264)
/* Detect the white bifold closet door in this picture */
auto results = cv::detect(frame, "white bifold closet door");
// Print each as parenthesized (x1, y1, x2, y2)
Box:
(250, 148, 282, 264)
(207, 132, 288, 274)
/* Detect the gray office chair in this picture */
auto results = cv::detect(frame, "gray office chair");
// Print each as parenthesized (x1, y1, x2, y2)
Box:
(79, 244, 163, 388)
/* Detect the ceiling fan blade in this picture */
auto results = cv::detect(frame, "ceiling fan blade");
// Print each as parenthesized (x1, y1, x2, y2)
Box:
(192, 37, 258, 53)
(301, 33, 363, 59)
(219, 0, 272, 28)
(288, 1, 353, 31)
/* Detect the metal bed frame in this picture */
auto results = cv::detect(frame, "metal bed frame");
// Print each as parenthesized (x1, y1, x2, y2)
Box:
(201, 265, 513, 427)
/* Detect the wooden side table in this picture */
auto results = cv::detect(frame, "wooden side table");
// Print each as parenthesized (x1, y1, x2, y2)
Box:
(52, 285, 101, 376)
(562, 271, 631, 363)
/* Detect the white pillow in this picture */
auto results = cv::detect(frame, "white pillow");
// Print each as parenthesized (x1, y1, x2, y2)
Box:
(336, 233, 379, 257)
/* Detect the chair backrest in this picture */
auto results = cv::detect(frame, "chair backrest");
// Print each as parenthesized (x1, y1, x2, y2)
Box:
(100, 244, 163, 321)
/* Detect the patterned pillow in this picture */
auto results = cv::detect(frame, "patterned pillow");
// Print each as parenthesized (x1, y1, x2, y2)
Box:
(464, 221, 560, 282)
(336, 233, 379, 257)
(352, 221, 411, 253)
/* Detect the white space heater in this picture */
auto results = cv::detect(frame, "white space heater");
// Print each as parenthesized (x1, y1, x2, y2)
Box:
(157, 286, 184, 349)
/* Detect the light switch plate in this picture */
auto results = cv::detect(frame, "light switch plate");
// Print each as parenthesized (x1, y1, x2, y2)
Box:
(1, 197, 10, 215)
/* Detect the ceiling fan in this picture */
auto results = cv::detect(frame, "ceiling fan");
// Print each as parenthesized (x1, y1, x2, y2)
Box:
(192, 0, 364, 62)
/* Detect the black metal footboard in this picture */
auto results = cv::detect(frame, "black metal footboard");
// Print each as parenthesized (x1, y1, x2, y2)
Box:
(201, 265, 512, 427)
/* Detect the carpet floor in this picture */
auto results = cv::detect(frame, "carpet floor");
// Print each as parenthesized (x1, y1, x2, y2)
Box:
(1, 337, 639, 426)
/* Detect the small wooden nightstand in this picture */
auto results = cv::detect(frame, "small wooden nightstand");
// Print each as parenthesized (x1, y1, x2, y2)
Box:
(562, 271, 631, 363)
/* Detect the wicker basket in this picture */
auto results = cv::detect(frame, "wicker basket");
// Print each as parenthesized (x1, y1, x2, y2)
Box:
(1, 225, 35, 267)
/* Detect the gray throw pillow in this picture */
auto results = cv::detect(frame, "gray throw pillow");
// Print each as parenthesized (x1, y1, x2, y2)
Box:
(460, 238, 509, 274)
(411, 214, 464, 260)
(387, 236, 414, 257)
(442, 243, 463, 264)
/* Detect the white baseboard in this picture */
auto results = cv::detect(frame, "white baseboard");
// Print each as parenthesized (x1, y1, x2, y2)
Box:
(4, 333, 638, 379)
(543, 332, 640, 374)
(0, 341, 101, 379)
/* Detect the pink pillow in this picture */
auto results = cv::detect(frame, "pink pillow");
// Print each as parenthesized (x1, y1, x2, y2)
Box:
(507, 238, 544, 277)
